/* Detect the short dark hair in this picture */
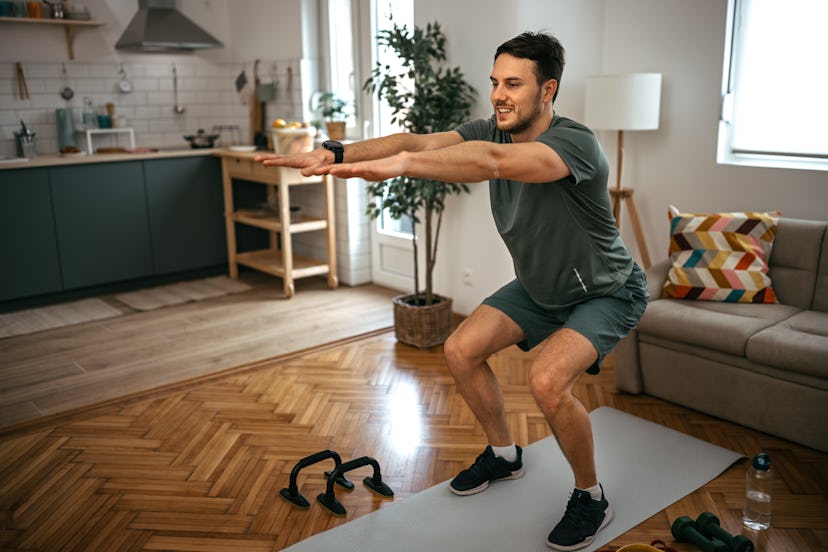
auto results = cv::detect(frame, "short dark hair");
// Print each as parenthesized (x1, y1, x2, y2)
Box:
(495, 32, 565, 101)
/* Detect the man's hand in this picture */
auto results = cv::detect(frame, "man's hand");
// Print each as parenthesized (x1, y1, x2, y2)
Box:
(253, 149, 332, 177)
(328, 153, 407, 182)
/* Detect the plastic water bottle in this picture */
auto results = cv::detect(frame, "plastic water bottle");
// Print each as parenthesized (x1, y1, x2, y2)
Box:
(82, 97, 96, 130)
(743, 451, 772, 530)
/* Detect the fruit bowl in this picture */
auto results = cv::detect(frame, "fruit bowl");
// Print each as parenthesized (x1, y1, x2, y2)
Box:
(271, 127, 316, 155)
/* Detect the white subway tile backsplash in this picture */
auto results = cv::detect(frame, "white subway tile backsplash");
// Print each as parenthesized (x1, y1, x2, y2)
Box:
(0, 111, 17, 126)
(148, 118, 180, 133)
(29, 96, 68, 109)
(131, 105, 160, 119)
(130, 78, 159, 91)
(86, 65, 114, 78)
(1, 58, 305, 156)
(72, 79, 109, 93)
(23, 64, 61, 78)
(144, 64, 172, 78)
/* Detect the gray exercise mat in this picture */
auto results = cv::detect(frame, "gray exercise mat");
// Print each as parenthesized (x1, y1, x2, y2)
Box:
(284, 407, 743, 551)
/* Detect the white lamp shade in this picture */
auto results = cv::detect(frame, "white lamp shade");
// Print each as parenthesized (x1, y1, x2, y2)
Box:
(584, 73, 662, 131)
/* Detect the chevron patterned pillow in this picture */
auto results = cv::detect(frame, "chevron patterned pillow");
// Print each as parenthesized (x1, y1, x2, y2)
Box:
(662, 205, 779, 303)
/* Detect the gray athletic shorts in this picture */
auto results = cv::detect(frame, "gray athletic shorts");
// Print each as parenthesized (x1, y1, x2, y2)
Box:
(482, 264, 649, 374)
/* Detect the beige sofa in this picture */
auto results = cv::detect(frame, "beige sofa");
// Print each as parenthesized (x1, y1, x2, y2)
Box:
(614, 217, 828, 453)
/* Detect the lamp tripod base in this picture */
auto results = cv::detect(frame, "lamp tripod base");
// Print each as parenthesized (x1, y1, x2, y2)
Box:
(610, 187, 651, 269)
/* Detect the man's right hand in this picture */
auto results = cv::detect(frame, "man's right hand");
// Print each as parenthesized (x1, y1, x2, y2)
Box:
(253, 148, 334, 177)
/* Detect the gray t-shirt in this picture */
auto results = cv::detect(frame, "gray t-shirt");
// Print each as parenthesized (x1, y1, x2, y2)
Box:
(455, 114, 633, 308)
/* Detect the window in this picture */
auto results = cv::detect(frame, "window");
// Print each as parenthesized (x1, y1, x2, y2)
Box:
(372, 0, 414, 236)
(325, 0, 356, 133)
(718, 0, 828, 171)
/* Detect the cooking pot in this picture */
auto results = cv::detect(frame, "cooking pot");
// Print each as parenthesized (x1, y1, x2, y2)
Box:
(183, 129, 220, 149)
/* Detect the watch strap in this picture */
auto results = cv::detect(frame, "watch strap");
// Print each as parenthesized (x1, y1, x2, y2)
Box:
(323, 140, 344, 164)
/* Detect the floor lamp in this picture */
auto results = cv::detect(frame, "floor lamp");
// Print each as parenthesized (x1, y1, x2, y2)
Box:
(585, 73, 662, 269)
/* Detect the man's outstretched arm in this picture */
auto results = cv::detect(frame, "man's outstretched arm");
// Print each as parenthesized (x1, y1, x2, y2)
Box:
(253, 131, 464, 177)
(328, 139, 571, 184)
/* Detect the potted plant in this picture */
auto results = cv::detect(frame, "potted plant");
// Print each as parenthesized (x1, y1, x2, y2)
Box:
(363, 21, 477, 348)
(313, 91, 349, 140)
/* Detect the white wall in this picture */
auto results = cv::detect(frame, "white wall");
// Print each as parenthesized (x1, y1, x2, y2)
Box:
(416, 0, 828, 316)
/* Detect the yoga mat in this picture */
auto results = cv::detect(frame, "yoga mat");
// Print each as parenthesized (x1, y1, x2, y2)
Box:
(284, 407, 742, 552)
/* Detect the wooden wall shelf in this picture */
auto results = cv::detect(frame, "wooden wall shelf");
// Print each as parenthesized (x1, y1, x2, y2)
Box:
(0, 17, 104, 60)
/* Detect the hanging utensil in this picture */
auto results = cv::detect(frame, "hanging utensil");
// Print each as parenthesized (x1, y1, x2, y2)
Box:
(273, 63, 280, 98)
(59, 63, 74, 101)
(117, 64, 133, 94)
(256, 62, 276, 102)
(250, 59, 263, 144)
(172, 64, 185, 114)
(286, 65, 294, 115)
(16, 62, 29, 100)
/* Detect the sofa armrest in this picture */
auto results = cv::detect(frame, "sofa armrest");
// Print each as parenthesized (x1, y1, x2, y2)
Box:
(645, 258, 671, 299)
(613, 329, 643, 394)
(614, 260, 670, 394)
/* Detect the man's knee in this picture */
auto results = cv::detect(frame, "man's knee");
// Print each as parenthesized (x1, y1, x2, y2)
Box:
(444, 305, 522, 377)
(528, 362, 568, 409)
(444, 329, 480, 376)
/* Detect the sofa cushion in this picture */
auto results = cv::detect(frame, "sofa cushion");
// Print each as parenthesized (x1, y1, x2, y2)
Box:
(662, 206, 779, 303)
(638, 298, 800, 356)
(638, 333, 828, 392)
(812, 225, 828, 313)
(746, 310, 828, 379)
(768, 218, 827, 310)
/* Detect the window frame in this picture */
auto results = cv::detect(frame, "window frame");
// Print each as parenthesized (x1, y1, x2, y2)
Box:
(717, 0, 828, 172)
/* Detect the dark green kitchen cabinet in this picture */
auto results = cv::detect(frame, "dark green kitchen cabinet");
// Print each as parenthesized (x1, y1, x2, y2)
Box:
(50, 162, 154, 290)
(0, 168, 62, 301)
(144, 156, 226, 275)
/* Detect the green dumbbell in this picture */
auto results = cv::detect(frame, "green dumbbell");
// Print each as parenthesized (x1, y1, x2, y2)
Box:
(671, 516, 728, 552)
(695, 512, 755, 552)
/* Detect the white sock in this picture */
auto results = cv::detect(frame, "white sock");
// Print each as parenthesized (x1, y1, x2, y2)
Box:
(490, 443, 518, 463)
(577, 483, 603, 501)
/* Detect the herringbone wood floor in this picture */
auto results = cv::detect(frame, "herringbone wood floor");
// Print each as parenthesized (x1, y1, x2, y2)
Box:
(1, 330, 826, 551)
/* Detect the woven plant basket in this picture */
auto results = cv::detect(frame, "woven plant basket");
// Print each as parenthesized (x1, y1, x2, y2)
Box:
(392, 294, 453, 349)
(325, 121, 346, 140)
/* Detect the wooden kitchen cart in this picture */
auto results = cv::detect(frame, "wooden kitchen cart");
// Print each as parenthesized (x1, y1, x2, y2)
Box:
(214, 150, 337, 298)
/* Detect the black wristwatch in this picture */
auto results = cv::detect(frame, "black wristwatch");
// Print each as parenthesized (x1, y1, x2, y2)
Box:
(322, 140, 344, 164)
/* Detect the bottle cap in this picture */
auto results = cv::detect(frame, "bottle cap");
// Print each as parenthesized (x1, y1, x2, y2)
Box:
(752, 452, 771, 471)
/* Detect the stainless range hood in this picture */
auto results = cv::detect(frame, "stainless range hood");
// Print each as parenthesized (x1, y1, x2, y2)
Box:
(116, 0, 223, 52)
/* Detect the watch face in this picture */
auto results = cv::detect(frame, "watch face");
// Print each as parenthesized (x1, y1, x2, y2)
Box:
(324, 140, 344, 163)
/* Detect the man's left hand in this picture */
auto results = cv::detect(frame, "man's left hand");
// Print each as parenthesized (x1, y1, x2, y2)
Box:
(328, 154, 406, 182)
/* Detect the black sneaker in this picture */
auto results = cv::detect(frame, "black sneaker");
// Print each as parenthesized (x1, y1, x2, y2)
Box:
(546, 485, 613, 550)
(449, 445, 524, 496)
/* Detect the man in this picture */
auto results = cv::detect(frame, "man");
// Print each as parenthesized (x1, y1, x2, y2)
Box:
(256, 31, 648, 551)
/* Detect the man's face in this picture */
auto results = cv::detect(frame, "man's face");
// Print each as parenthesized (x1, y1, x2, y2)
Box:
(490, 53, 553, 136)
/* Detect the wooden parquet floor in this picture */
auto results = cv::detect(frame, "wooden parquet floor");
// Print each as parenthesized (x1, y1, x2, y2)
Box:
(0, 274, 397, 429)
(1, 330, 826, 551)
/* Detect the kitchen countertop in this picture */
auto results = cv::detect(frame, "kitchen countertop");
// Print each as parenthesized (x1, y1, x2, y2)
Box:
(0, 148, 217, 170)
(212, 149, 271, 160)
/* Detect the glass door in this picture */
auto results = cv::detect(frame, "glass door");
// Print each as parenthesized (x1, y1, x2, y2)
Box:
(361, 0, 415, 292)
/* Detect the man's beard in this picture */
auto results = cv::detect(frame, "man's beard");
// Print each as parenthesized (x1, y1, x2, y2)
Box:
(495, 91, 544, 135)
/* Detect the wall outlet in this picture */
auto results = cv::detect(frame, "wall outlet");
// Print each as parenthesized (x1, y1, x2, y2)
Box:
(462, 268, 474, 287)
